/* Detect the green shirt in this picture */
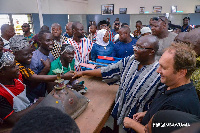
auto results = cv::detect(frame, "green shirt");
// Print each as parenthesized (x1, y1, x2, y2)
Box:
(48, 57, 75, 75)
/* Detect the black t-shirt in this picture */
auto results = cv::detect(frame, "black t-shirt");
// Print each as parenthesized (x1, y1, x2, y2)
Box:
(0, 95, 14, 121)
(142, 82, 200, 125)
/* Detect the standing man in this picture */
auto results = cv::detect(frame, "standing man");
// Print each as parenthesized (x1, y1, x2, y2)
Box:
(112, 26, 137, 58)
(64, 22, 73, 38)
(181, 17, 192, 32)
(1, 24, 15, 50)
(133, 20, 142, 39)
(73, 35, 163, 132)
(88, 24, 97, 43)
(65, 22, 93, 71)
(51, 23, 65, 60)
(98, 20, 114, 42)
(29, 30, 54, 102)
(123, 42, 200, 132)
(22, 23, 35, 42)
(151, 17, 177, 60)
(111, 20, 120, 36)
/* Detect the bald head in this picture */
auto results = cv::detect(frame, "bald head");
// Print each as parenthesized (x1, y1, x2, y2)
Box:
(140, 35, 159, 52)
(51, 23, 62, 38)
(174, 32, 187, 43)
(1, 24, 15, 40)
(65, 22, 73, 37)
(120, 26, 131, 34)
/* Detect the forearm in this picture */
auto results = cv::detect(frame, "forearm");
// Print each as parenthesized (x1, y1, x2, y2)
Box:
(82, 69, 102, 77)
(6, 102, 39, 125)
(131, 121, 145, 133)
(29, 74, 57, 82)
(38, 67, 50, 75)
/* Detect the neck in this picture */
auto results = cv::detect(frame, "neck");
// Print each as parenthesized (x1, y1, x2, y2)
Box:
(73, 36, 81, 43)
(38, 47, 49, 56)
(24, 31, 31, 37)
(1, 34, 10, 41)
(125, 37, 132, 43)
(167, 78, 190, 90)
(157, 30, 169, 39)
(138, 58, 155, 70)
(54, 36, 61, 42)
(60, 56, 69, 67)
(0, 78, 15, 85)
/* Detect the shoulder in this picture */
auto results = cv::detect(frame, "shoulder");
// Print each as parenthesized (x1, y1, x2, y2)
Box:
(168, 32, 178, 38)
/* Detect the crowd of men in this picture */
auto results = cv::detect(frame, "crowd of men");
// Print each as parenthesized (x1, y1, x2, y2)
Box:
(0, 16, 200, 133)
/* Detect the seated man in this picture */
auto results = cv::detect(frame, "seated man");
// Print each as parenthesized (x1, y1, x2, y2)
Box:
(123, 42, 200, 132)
(9, 35, 74, 103)
(73, 35, 163, 131)
(0, 52, 42, 126)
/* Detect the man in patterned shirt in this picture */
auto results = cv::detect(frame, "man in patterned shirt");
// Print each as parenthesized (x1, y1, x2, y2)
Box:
(51, 23, 65, 59)
(73, 35, 163, 132)
(22, 23, 35, 42)
(65, 22, 93, 71)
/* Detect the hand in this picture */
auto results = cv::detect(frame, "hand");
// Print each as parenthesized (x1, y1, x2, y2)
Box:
(41, 58, 51, 69)
(62, 71, 74, 80)
(132, 111, 147, 123)
(124, 117, 136, 129)
(72, 71, 84, 79)
(71, 83, 85, 91)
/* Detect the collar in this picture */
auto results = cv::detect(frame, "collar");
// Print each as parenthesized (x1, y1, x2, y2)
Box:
(162, 82, 193, 95)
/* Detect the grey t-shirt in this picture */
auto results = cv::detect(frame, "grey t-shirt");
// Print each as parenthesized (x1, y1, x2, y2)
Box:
(155, 32, 177, 61)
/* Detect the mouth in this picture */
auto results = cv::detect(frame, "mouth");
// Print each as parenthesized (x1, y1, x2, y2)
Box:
(49, 45, 53, 49)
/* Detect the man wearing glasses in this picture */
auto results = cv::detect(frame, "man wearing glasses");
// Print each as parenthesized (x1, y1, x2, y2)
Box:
(22, 23, 35, 42)
(73, 35, 163, 132)
(111, 20, 120, 36)
(151, 17, 177, 60)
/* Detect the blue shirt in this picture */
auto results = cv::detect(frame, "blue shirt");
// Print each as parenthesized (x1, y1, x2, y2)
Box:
(28, 50, 54, 102)
(112, 38, 137, 58)
(142, 82, 200, 125)
(91, 41, 114, 61)
(111, 29, 118, 36)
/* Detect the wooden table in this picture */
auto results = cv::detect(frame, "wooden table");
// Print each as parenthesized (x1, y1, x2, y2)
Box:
(76, 76, 119, 133)
(0, 76, 119, 133)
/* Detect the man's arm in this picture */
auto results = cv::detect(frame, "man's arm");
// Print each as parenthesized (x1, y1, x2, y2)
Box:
(73, 69, 102, 79)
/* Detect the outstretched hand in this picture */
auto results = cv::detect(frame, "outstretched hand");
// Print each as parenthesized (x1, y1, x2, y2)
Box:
(62, 71, 74, 80)
(72, 71, 84, 79)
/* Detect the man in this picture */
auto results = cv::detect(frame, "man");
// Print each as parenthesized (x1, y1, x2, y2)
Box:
(133, 20, 142, 39)
(65, 22, 93, 71)
(64, 22, 73, 38)
(1, 24, 15, 50)
(151, 17, 177, 60)
(51, 23, 65, 59)
(73, 35, 163, 131)
(9, 35, 74, 103)
(123, 42, 200, 132)
(29, 30, 55, 102)
(181, 17, 192, 32)
(88, 24, 97, 43)
(112, 26, 137, 58)
(22, 23, 35, 42)
(111, 20, 120, 36)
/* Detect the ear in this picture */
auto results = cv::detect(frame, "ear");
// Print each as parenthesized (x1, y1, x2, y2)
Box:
(178, 69, 187, 78)
(149, 49, 155, 56)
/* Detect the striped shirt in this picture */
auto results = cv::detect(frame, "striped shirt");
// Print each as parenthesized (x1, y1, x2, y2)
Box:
(16, 61, 34, 79)
(65, 37, 93, 71)
(101, 55, 164, 125)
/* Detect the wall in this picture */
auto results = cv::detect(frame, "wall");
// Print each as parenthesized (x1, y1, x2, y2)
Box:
(1, 0, 199, 14)
(87, 0, 200, 14)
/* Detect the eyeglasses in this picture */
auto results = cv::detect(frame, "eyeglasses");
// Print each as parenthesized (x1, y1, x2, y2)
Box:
(115, 23, 120, 25)
(133, 45, 154, 50)
(22, 26, 29, 28)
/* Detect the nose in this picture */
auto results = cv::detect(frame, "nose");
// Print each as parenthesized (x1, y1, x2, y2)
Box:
(156, 66, 161, 73)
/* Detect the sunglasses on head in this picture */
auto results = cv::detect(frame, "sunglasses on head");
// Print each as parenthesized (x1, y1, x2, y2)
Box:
(152, 17, 166, 23)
